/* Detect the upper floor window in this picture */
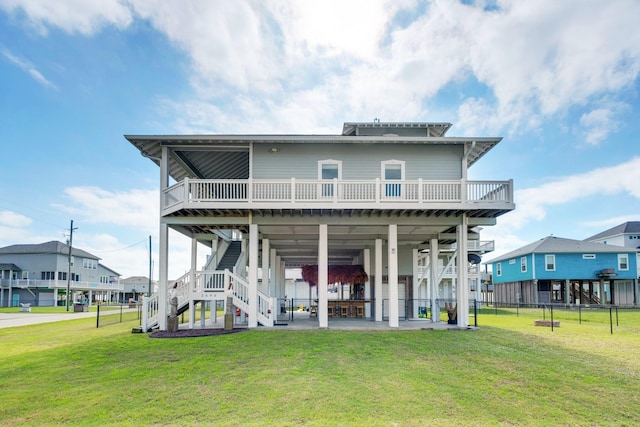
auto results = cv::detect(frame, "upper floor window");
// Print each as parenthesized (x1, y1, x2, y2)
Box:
(22, 271, 29, 280)
(618, 254, 629, 271)
(99, 275, 110, 284)
(318, 160, 342, 197)
(83, 259, 97, 270)
(521, 257, 527, 273)
(41, 271, 56, 280)
(545, 254, 555, 271)
(495, 263, 502, 276)
(381, 160, 405, 197)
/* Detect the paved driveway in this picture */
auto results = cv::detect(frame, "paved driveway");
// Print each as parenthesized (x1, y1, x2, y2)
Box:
(0, 311, 97, 329)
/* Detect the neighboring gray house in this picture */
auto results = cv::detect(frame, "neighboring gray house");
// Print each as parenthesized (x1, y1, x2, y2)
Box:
(127, 120, 515, 331)
(120, 276, 156, 303)
(0, 241, 122, 307)
(585, 221, 640, 278)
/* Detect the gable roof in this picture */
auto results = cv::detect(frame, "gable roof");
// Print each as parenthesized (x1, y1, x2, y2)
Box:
(487, 236, 636, 264)
(0, 241, 99, 260)
(584, 221, 640, 241)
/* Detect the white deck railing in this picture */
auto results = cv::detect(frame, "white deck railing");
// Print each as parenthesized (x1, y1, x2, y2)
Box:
(0, 279, 123, 291)
(162, 178, 513, 210)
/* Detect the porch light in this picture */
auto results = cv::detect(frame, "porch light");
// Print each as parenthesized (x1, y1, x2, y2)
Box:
(269, 147, 280, 152)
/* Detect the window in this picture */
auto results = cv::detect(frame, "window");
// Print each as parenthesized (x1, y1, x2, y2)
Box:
(618, 254, 629, 271)
(496, 263, 502, 276)
(99, 276, 110, 284)
(521, 257, 527, 273)
(41, 271, 56, 280)
(318, 160, 341, 197)
(83, 259, 97, 270)
(21, 271, 29, 280)
(381, 160, 405, 197)
(545, 254, 555, 271)
(58, 272, 67, 281)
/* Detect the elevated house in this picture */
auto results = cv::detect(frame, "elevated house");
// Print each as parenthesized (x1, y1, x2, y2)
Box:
(126, 121, 515, 331)
(0, 241, 122, 307)
(585, 221, 640, 279)
(488, 236, 639, 306)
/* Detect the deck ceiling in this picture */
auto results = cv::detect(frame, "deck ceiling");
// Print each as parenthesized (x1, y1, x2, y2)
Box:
(126, 135, 500, 183)
(167, 208, 495, 267)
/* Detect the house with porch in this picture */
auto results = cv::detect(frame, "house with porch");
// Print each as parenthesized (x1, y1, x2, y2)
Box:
(0, 241, 122, 307)
(488, 236, 639, 306)
(126, 120, 515, 331)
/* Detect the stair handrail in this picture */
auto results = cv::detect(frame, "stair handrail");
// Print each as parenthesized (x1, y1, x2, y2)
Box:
(226, 270, 273, 326)
(141, 293, 159, 332)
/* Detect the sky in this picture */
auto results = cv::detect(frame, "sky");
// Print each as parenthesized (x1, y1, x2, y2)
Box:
(1, 0, 640, 280)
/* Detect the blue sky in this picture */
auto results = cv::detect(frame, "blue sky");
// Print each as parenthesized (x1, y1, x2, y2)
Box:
(1, 0, 639, 279)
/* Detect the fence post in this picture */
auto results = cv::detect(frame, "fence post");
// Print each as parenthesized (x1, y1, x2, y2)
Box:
(578, 304, 582, 324)
(550, 305, 554, 332)
(516, 302, 519, 317)
(610, 307, 613, 335)
(616, 306, 619, 326)
(474, 299, 478, 327)
(96, 304, 100, 328)
(120, 304, 123, 323)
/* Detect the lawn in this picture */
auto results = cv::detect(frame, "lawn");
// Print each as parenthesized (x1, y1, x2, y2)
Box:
(1, 311, 639, 426)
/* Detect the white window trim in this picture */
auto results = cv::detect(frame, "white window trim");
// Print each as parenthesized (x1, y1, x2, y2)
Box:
(521, 256, 527, 273)
(618, 254, 629, 271)
(545, 254, 556, 271)
(318, 159, 342, 180)
(381, 159, 406, 180)
(496, 262, 502, 276)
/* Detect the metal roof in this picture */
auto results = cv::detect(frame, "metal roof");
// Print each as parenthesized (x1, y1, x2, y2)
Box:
(487, 235, 637, 263)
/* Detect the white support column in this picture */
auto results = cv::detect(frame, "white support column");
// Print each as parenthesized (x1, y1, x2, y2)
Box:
(248, 224, 259, 328)
(564, 279, 571, 304)
(262, 239, 270, 295)
(430, 238, 440, 322)
(375, 238, 383, 322)
(189, 237, 197, 329)
(269, 248, 277, 298)
(200, 302, 206, 327)
(388, 224, 399, 328)
(412, 248, 419, 319)
(189, 299, 195, 329)
(276, 255, 283, 300)
(457, 216, 469, 327)
(363, 248, 371, 318)
(318, 224, 329, 328)
(158, 145, 170, 331)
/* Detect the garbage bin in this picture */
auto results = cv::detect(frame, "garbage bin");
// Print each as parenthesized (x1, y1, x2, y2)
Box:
(73, 303, 88, 312)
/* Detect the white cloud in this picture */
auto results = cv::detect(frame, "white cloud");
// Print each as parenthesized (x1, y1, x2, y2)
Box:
(5, 0, 640, 138)
(0, 0, 132, 35)
(0, 45, 56, 88)
(0, 210, 32, 227)
(52, 186, 158, 236)
(578, 107, 621, 146)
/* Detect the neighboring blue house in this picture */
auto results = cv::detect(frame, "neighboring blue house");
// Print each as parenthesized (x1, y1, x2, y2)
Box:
(488, 236, 638, 306)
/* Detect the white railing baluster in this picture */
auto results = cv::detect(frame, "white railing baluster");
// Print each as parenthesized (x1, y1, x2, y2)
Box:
(161, 178, 513, 209)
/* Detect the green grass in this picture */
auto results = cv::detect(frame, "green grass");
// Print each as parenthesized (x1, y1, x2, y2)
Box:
(1, 311, 639, 426)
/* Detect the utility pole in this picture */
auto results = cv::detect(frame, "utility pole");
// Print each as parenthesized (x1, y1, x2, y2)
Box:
(66, 220, 78, 312)
(148, 235, 152, 297)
